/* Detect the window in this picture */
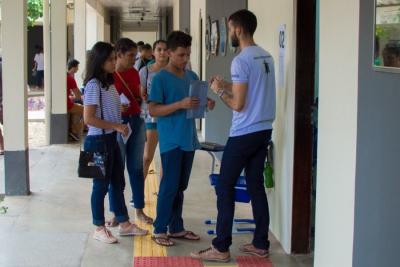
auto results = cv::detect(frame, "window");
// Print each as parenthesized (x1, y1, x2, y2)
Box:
(374, 0, 400, 72)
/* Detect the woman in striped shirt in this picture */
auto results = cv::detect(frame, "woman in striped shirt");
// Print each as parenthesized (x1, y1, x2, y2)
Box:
(83, 42, 148, 244)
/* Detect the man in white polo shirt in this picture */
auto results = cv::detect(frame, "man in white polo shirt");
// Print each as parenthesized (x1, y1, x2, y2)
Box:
(191, 9, 276, 262)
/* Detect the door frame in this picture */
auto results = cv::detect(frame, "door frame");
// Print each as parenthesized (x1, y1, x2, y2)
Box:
(291, 0, 317, 254)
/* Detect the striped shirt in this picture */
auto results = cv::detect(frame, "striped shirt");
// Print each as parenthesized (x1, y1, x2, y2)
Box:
(84, 78, 121, 136)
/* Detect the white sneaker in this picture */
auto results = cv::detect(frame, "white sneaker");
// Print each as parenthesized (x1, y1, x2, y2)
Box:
(93, 227, 118, 244)
(119, 223, 148, 236)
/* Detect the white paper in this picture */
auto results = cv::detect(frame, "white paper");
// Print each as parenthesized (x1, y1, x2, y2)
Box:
(120, 93, 130, 105)
(121, 123, 132, 144)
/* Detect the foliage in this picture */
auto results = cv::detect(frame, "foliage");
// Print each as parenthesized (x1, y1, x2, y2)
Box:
(27, 0, 43, 27)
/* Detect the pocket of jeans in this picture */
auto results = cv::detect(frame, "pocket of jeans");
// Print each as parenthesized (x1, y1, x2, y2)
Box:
(84, 137, 107, 153)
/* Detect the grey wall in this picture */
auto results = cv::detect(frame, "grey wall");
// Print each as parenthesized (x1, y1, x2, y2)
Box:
(205, 0, 247, 146)
(353, 0, 400, 266)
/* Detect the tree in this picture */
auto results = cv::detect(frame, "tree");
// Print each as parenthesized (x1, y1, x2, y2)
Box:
(27, 0, 43, 27)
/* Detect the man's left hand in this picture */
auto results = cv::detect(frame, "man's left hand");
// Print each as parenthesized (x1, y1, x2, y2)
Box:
(210, 78, 224, 94)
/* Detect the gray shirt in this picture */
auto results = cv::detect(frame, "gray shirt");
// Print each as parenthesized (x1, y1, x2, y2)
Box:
(139, 65, 159, 123)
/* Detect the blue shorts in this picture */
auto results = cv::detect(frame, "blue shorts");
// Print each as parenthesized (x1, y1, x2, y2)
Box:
(146, 122, 157, 130)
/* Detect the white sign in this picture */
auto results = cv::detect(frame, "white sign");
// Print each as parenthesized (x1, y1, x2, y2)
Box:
(278, 24, 286, 89)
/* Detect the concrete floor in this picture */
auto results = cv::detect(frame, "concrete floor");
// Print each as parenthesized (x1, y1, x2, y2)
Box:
(0, 140, 313, 267)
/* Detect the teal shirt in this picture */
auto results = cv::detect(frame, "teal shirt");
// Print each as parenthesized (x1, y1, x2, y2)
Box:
(149, 69, 201, 154)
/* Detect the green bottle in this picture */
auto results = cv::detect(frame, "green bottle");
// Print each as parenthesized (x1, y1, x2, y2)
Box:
(264, 162, 274, 189)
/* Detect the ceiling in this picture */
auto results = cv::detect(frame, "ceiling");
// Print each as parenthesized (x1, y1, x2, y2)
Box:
(98, 0, 173, 31)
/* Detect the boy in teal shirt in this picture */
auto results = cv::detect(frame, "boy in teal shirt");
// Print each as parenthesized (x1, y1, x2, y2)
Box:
(148, 31, 215, 246)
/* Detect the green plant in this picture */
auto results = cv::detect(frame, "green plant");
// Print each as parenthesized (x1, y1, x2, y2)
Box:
(27, 0, 43, 27)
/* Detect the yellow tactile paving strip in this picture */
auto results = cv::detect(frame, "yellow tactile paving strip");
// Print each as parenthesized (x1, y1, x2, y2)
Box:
(133, 162, 166, 257)
(133, 163, 239, 267)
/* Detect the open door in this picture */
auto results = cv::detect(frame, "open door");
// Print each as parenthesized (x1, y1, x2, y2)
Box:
(291, 0, 318, 254)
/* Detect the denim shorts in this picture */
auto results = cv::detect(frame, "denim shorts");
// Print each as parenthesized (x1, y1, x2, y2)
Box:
(146, 122, 157, 130)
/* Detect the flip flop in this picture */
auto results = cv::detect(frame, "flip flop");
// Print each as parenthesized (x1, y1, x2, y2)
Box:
(168, 231, 200, 240)
(151, 235, 175, 246)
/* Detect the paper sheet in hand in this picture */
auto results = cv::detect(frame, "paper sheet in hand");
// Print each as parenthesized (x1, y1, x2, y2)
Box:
(121, 123, 132, 144)
(120, 93, 130, 105)
(186, 80, 208, 119)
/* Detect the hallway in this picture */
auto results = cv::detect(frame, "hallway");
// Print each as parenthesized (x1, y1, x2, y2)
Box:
(0, 144, 312, 267)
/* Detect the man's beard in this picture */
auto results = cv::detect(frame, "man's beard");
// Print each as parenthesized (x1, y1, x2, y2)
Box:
(231, 34, 239, 48)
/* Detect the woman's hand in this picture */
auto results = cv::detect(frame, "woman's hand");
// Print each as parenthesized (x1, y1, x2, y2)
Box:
(121, 104, 129, 113)
(114, 123, 129, 137)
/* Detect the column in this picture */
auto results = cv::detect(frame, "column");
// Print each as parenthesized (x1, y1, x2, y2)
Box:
(50, 0, 68, 144)
(43, 0, 51, 145)
(74, 0, 86, 88)
(1, 0, 30, 195)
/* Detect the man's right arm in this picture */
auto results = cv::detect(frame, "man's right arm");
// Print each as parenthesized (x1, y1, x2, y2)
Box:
(148, 97, 199, 117)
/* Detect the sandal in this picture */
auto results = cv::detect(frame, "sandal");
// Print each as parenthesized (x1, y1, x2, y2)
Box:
(168, 231, 200, 240)
(105, 218, 119, 228)
(239, 243, 269, 258)
(136, 210, 154, 225)
(152, 235, 175, 246)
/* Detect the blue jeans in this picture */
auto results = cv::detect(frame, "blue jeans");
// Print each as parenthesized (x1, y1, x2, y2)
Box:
(113, 115, 146, 209)
(84, 132, 129, 226)
(153, 148, 195, 234)
(212, 130, 272, 252)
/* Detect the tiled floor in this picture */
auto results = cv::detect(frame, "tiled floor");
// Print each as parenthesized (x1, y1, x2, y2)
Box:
(0, 144, 313, 267)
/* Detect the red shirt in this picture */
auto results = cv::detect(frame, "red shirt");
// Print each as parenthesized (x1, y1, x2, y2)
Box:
(113, 68, 141, 116)
(67, 73, 78, 111)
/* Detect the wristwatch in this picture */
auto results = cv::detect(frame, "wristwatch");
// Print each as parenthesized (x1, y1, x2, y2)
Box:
(217, 88, 225, 98)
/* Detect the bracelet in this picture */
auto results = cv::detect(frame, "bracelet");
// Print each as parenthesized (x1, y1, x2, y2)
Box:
(217, 88, 225, 98)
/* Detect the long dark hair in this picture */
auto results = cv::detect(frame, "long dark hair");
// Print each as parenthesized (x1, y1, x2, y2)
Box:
(83, 42, 114, 89)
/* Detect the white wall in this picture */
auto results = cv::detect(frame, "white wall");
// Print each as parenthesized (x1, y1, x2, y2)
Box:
(86, 1, 108, 49)
(121, 31, 157, 45)
(248, 0, 296, 253)
(104, 23, 111, 43)
(173, 0, 180, 30)
(86, 3, 97, 50)
(190, 0, 207, 139)
(190, 0, 206, 79)
(97, 13, 105, 42)
(314, 0, 359, 266)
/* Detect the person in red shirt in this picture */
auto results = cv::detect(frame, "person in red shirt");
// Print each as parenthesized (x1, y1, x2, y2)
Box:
(67, 59, 83, 141)
(107, 38, 152, 226)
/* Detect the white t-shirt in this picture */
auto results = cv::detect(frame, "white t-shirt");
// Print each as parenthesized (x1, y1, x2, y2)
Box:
(229, 45, 276, 137)
(34, 53, 44, 71)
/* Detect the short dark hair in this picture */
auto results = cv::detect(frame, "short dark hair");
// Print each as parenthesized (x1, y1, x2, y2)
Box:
(83, 42, 114, 88)
(115, 38, 137, 54)
(166, 31, 192, 51)
(228, 9, 257, 36)
(137, 41, 145, 46)
(35, 45, 43, 53)
(153, 39, 167, 50)
(67, 59, 80, 70)
(142, 43, 152, 50)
